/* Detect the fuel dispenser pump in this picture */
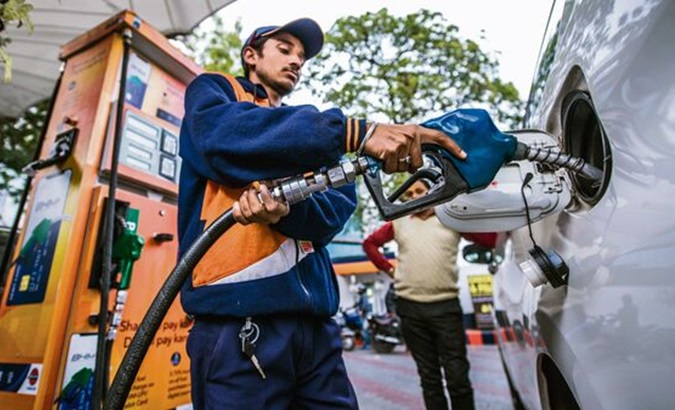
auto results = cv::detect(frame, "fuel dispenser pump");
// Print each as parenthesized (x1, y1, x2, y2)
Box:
(0, 10, 201, 410)
(54, 202, 144, 409)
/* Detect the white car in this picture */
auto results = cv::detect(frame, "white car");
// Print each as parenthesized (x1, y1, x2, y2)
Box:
(436, 1, 675, 409)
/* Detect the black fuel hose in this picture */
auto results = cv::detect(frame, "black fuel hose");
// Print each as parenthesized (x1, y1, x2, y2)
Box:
(105, 208, 237, 410)
(93, 28, 133, 408)
(105, 158, 368, 409)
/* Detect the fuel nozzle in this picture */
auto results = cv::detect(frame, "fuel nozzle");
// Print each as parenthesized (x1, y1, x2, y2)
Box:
(112, 229, 145, 290)
(362, 109, 518, 221)
(363, 109, 605, 221)
(421, 109, 604, 187)
(362, 147, 470, 220)
(267, 147, 473, 221)
(270, 109, 603, 222)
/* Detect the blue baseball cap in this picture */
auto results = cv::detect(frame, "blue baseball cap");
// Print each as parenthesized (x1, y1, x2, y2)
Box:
(242, 18, 324, 60)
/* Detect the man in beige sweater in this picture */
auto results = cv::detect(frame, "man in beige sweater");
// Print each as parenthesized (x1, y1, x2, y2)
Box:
(363, 179, 474, 410)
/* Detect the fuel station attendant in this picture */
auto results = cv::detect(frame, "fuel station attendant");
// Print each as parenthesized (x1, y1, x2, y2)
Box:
(178, 17, 465, 409)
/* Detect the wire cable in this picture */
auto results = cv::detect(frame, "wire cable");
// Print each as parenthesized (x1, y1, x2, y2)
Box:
(520, 172, 537, 246)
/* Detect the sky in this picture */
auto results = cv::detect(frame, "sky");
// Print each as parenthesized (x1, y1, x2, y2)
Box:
(212, 0, 555, 102)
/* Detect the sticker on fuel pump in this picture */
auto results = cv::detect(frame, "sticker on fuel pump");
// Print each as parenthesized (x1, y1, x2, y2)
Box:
(0, 363, 42, 395)
(7, 170, 71, 305)
(126, 52, 151, 109)
(56, 333, 96, 409)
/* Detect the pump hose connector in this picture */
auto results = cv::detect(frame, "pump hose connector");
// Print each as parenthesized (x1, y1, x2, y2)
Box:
(271, 156, 371, 204)
(513, 141, 603, 182)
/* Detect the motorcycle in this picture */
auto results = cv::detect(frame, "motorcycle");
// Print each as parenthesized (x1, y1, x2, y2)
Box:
(334, 305, 367, 351)
(367, 313, 404, 354)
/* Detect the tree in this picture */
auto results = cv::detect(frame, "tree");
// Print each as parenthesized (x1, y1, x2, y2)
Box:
(0, 0, 34, 82)
(302, 8, 524, 233)
(0, 99, 48, 201)
(304, 8, 522, 127)
(173, 16, 244, 75)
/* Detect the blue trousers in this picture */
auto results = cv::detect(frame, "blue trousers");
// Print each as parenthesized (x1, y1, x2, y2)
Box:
(187, 314, 359, 409)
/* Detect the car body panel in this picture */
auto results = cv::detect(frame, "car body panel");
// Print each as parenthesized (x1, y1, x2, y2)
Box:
(512, 0, 675, 408)
(440, 0, 675, 408)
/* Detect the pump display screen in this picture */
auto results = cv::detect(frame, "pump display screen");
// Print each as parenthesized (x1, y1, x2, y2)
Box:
(120, 111, 180, 182)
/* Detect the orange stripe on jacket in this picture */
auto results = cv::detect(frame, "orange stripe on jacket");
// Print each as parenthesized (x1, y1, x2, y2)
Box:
(192, 73, 285, 287)
(352, 119, 360, 152)
(194, 181, 287, 287)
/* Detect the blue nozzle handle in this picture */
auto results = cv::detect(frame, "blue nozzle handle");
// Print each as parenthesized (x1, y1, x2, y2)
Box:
(421, 109, 518, 191)
(361, 109, 518, 221)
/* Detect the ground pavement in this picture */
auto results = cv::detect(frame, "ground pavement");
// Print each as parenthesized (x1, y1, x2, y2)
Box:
(343, 344, 514, 410)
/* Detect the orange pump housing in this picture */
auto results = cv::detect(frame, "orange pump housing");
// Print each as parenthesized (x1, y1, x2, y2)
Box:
(0, 11, 202, 409)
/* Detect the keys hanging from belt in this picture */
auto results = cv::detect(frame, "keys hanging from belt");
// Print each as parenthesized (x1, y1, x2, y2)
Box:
(239, 317, 266, 379)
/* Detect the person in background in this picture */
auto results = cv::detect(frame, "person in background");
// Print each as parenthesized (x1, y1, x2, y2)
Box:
(178, 17, 466, 409)
(363, 179, 480, 410)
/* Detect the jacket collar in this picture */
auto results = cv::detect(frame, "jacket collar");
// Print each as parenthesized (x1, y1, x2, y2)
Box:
(236, 76, 270, 101)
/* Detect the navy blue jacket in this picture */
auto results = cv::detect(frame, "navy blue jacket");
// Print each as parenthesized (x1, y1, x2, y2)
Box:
(178, 73, 367, 318)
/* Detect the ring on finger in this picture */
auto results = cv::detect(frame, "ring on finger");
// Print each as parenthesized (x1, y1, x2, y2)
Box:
(398, 155, 411, 164)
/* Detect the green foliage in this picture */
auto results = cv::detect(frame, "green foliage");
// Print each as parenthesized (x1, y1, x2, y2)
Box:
(0, 0, 34, 82)
(305, 8, 522, 126)
(0, 99, 48, 199)
(302, 9, 524, 233)
(174, 16, 244, 75)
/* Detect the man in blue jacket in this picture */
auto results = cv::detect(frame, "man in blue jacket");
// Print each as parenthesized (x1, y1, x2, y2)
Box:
(179, 17, 465, 409)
